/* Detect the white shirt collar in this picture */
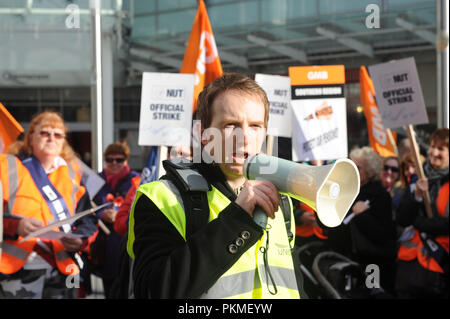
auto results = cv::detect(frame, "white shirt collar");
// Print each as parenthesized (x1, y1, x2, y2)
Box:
(45, 156, 67, 174)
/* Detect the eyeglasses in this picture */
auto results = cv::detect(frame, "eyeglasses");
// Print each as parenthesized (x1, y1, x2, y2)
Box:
(105, 157, 125, 163)
(38, 130, 66, 140)
(383, 165, 399, 173)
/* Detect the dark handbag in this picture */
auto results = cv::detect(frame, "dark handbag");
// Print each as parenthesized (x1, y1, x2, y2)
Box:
(349, 222, 391, 259)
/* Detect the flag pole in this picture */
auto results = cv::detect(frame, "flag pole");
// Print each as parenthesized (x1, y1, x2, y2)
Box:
(386, 129, 399, 157)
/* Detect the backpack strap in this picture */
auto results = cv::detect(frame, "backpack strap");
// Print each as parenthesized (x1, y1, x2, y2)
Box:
(162, 158, 211, 239)
(279, 194, 294, 245)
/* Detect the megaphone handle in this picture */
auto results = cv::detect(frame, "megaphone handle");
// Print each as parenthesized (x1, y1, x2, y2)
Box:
(253, 206, 268, 229)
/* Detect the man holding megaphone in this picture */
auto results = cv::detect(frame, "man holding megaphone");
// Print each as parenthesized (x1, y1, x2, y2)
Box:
(126, 73, 359, 299)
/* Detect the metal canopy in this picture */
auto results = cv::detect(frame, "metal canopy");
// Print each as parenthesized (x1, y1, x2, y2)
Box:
(0, 0, 437, 77)
(125, 0, 437, 77)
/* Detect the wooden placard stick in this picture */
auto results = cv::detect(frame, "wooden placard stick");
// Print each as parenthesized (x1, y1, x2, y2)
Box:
(405, 125, 433, 218)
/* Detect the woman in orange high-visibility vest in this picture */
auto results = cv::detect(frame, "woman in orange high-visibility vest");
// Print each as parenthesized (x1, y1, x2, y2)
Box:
(0, 111, 97, 299)
(395, 128, 449, 299)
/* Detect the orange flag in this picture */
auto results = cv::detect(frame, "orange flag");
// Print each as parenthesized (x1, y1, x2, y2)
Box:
(360, 66, 397, 157)
(0, 102, 24, 154)
(180, 0, 223, 113)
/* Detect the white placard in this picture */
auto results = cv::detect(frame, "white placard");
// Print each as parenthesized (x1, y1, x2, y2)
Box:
(255, 74, 292, 137)
(291, 98, 348, 161)
(368, 57, 429, 129)
(19, 202, 111, 243)
(138, 73, 195, 146)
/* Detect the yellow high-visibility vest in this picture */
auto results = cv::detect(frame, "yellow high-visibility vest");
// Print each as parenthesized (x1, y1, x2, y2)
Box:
(128, 179, 300, 299)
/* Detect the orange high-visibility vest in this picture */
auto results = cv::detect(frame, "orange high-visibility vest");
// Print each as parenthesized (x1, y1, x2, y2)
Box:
(295, 202, 327, 240)
(398, 182, 449, 273)
(0, 154, 86, 276)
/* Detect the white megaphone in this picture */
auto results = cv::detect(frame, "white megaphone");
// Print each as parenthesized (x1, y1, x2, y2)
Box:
(243, 153, 360, 228)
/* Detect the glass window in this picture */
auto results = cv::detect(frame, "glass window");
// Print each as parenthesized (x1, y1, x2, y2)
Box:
(132, 16, 156, 38)
(158, 9, 197, 36)
(318, 0, 381, 15)
(209, 1, 259, 28)
(133, 0, 156, 13)
(261, 0, 317, 22)
(157, 0, 197, 11)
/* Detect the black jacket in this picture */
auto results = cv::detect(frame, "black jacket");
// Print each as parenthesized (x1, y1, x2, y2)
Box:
(396, 164, 449, 237)
(131, 161, 306, 299)
(325, 180, 397, 263)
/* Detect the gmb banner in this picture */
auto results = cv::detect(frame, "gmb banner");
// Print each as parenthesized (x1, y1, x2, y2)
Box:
(289, 65, 348, 161)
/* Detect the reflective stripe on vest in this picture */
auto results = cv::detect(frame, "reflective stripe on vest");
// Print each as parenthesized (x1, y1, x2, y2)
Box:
(201, 269, 256, 299)
(67, 163, 79, 214)
(401, 240, 419, 249)
(398, 230, 420, 261)
(129, 180, 300, 299)
(6, 155, 18, 214)
(55, 250, 72, 262)
(1, 242, 29, 261)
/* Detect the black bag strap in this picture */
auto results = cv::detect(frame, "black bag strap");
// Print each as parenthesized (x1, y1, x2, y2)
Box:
(162, 158, 211, 239)
(279, 194, 294, 246)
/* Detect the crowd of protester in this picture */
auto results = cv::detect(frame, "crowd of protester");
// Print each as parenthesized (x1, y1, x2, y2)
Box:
(293, 132, 448, 299)
(1, 108, 448, 299)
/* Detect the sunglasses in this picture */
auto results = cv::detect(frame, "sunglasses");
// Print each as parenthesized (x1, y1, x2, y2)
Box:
(39, 130, 66, 140)
(105, 157, 125, 163)
(383, 165, 399, 173)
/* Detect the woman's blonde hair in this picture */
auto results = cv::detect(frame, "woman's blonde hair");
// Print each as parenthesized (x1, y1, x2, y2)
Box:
(8, 110, 76, 162)
(350, 146, 383, 181)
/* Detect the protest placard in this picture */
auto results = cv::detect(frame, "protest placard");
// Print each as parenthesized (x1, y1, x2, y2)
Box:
(138, 73, 195, 146)
(368, 57, 428, 129)
(369, 57, 432, 217)
(255, 74, 292, 138)
(289, 65, 348, 161)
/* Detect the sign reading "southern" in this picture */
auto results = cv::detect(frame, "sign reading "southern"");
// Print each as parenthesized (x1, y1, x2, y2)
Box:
(289, 65, 348, 161)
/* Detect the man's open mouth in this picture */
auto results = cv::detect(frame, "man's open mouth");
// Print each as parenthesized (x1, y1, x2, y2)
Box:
(231, 152, 248, 164)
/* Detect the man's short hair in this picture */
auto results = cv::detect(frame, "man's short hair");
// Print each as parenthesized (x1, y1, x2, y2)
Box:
(196, 72, 270, 129)
(429, 128, 449, 148)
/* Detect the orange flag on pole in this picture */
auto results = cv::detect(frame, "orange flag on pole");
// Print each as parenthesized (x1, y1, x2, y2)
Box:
(180, 0, 223, 113)
(360, 66, 397, 157)
(0, 102, 24, 154)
